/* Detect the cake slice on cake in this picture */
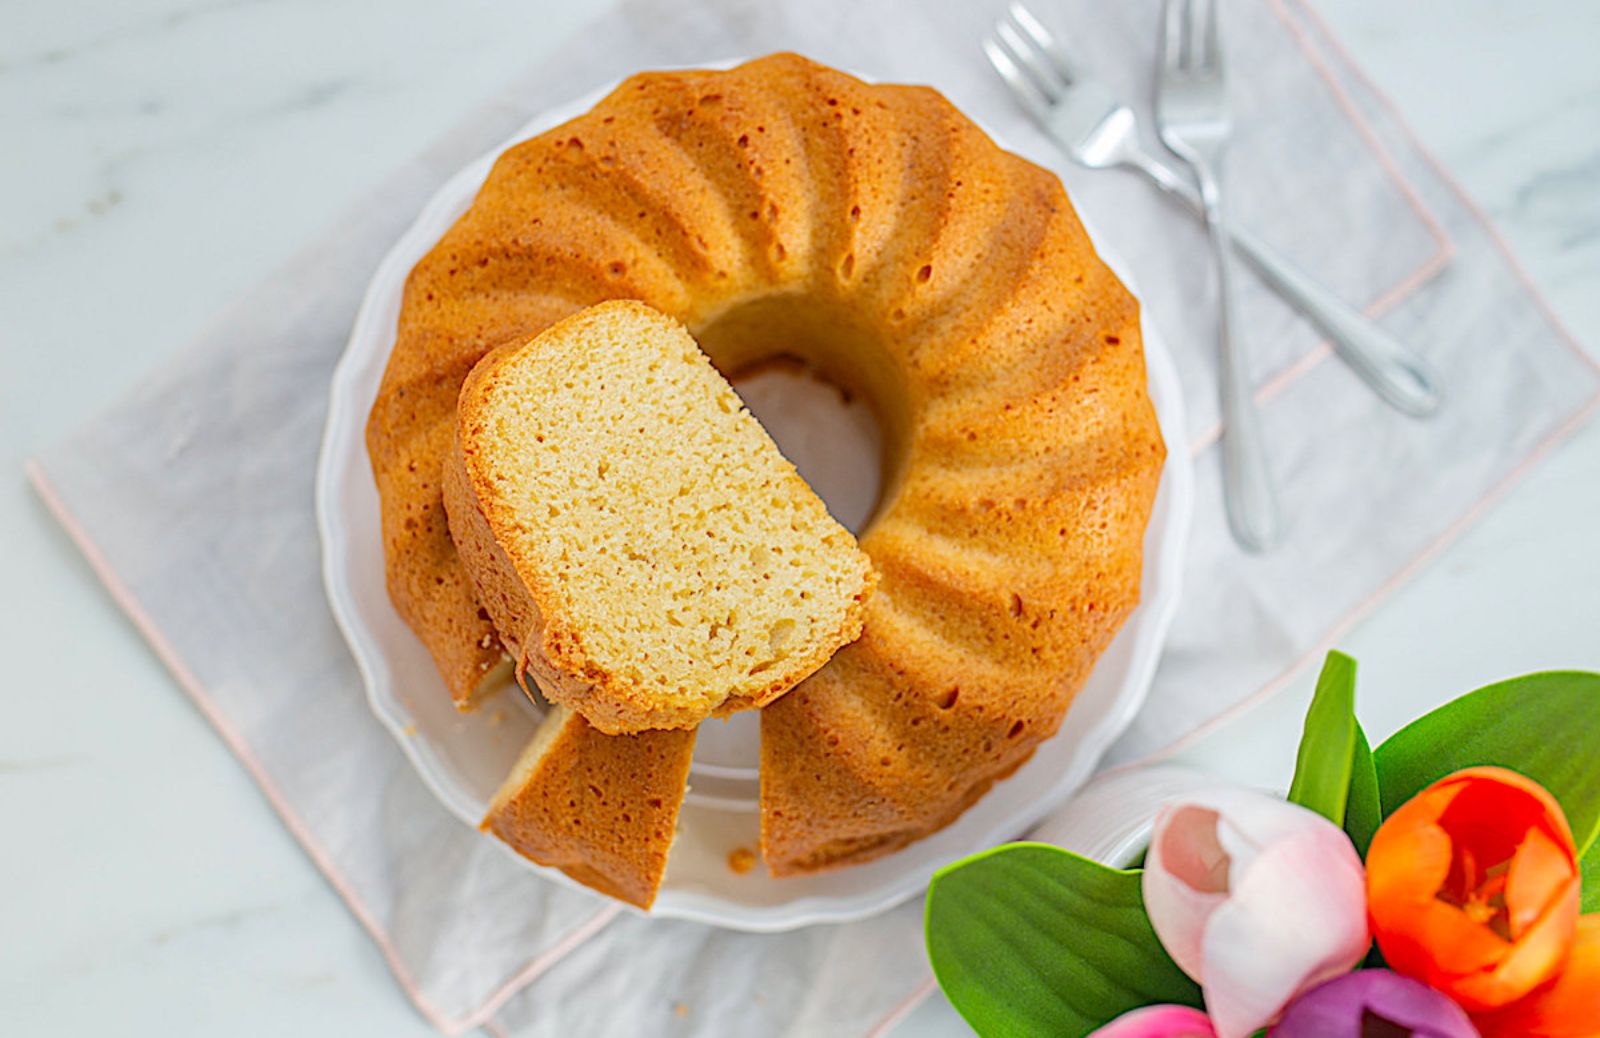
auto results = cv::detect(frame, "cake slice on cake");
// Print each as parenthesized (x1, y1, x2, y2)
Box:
(443, 299, 875, 736)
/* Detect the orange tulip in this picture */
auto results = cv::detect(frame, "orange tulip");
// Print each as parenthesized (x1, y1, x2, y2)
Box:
(1474, 913, 1600, 1037)
(1366, 766, 1582, 1012)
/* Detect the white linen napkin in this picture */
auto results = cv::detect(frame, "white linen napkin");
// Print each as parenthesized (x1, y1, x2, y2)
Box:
(28, 0, 1599, 1033)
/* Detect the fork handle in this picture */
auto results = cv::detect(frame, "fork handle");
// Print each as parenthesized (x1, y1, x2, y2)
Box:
(1193, 162, 1282, 553)
(1130, 153, 1442, 417)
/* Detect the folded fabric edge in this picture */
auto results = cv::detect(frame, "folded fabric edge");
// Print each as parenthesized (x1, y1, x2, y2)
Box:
(1138, 389, 1599, 772)
(459, 902, 626, 1034)
(863, 975, 942, 1038)
(1281, 0, 1600, 385)
(23, 459, 625, 1037)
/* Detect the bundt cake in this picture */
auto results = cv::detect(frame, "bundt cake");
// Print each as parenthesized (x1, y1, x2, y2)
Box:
(442, 299, 876, 735)
(366, 52, 1165, 895)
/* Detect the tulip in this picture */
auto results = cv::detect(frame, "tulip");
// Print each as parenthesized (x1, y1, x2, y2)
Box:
(1474, 914, 1600, 1038)
(1269, 970, 1480, 1037)
(1366, 767, 1581, 1012)
(1089, 1005, 1217, 1038)
(1142, 787, 1370, 1038)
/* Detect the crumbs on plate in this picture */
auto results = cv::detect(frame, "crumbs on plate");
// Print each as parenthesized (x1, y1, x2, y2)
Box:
(727, 846, 758, 875)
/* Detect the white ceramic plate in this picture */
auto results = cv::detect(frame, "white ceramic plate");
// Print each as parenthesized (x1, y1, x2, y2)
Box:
(315, 65, 1194, 932)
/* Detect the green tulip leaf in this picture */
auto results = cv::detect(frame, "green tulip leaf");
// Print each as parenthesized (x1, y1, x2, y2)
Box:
(925, 843, 1201, 1037)
(1344, 722, 1381, 858)
(1582, 839, 1600, 914)
(1374, 671, 1600, 857)
(1287, 651, 1359, 826)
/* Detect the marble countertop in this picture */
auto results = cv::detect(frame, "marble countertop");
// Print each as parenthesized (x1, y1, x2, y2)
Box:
(3, 0, 1597, 1034)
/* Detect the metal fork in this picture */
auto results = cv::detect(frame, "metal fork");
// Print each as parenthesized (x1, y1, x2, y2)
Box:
(1153, 0, 1278, 550)
(984, 2, 1444, 425)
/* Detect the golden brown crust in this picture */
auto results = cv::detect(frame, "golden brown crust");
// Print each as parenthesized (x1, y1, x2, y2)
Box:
(440, 398, 549, 680)
(481, 708, 695, 909)
(371, 52, 1167, 892)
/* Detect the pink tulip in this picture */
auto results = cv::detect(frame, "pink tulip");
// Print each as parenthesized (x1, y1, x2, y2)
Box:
(1090, 1005, 1218, 1038)
(1143, 787, 1370, 1038)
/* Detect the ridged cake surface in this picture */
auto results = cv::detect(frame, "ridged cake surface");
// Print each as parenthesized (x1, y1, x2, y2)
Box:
(366, 53, 1165, 889)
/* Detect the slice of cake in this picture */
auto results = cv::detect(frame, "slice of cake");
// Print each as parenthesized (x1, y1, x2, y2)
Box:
(442, 299, 876, 735)
(482, 706, 695, 909)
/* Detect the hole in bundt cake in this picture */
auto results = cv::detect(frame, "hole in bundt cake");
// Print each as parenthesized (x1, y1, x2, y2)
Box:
(696, 294, 906, 536)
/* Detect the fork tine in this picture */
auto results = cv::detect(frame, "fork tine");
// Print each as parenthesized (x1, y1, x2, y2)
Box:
(1196, 0, 1223, 68)
(1161, 0, 1189, 70)
(1006, 2, 1076, 85)
(993, 22, 1064, 104)
(982, 38, 1051, 120)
